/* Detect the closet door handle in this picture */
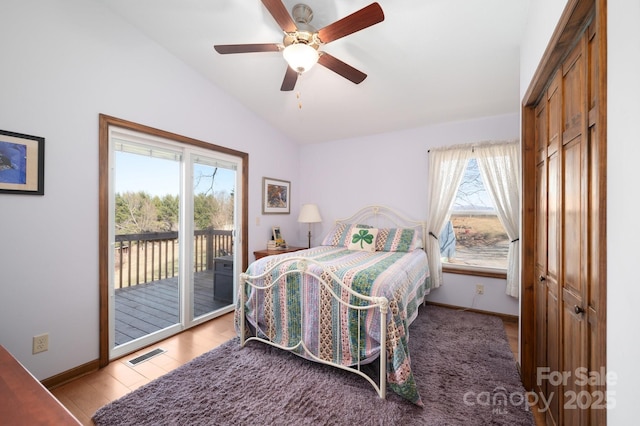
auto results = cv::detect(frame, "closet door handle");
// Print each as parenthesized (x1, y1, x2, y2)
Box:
(539, 275, 546, 282)
(574, 305, 585, 315)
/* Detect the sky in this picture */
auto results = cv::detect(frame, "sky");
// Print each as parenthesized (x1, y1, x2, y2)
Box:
(453, 158, 494, 211)
(115, 151, 236, 197)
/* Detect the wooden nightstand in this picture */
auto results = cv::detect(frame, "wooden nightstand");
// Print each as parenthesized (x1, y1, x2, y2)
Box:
(253, 246, 306, 260)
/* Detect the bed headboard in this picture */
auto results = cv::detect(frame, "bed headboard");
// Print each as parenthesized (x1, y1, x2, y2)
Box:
(335, 205, 427, 248)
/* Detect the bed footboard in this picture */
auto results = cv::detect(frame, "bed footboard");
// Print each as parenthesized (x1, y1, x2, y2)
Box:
(238, 256, 389, 399)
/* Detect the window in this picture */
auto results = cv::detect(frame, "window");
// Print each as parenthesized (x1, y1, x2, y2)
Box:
(441, 158, 509, 270)
(427, 141, 519, 294)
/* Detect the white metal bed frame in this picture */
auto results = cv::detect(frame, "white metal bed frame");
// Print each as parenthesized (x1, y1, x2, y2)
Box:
(238, 205, 427, 399)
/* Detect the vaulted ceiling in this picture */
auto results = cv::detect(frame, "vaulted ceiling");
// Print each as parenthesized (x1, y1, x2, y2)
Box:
(96, 0, 530, 144)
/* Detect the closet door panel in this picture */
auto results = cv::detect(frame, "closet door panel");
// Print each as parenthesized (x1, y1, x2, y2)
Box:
(546, 151, 561, 424)
(560, 33, 589, 426)
(544, 69, 563, 424)
(534, 102, 548, 397)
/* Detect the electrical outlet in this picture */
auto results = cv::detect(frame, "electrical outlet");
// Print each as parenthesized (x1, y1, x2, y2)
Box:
(33, 333, 49, 354)
(476, 284, 484, 295)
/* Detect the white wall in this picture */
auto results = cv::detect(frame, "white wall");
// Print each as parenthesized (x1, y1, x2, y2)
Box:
(299, 113, 521, 316)
(606, 1, 640, 423)
(521, 1, 640, 423)
(519, 0, 568, 99)
(0, 0, 302, 380)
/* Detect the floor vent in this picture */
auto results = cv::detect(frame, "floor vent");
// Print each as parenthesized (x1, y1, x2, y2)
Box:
(126, 348, 166, 366)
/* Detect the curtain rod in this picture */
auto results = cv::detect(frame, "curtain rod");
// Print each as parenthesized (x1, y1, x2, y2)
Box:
(427, 146, 475, 153)
(427, 139, 518, 154)
(427, 148, 476, 152)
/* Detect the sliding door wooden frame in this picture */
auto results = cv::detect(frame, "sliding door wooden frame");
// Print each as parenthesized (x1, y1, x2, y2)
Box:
(98, 114, 249, 367)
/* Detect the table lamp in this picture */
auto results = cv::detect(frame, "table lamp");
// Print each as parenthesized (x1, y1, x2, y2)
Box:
(298, 204, 322, 248)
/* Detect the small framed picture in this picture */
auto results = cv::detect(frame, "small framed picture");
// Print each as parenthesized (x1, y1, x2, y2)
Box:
(262, 177, 290, 214)
(0, 129, 45, 195)
(272, 226, 284, 246)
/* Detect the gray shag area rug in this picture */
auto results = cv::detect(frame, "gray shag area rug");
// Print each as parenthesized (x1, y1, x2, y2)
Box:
(92, 305, 534, 425)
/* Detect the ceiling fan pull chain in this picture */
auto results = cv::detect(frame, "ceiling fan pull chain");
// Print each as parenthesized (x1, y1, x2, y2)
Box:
(296, 91, 302, 109)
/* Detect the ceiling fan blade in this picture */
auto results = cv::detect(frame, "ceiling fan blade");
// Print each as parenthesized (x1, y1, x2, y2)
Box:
(214, 43, 281, 54)
(261, 0, 297, 33)
(318, 53, 367, 84)
(317, 3, 384, 44)
(280, 66, 298, 91)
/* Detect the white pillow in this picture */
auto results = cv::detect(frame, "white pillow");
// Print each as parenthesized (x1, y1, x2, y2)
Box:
(347, 227, 378, 252)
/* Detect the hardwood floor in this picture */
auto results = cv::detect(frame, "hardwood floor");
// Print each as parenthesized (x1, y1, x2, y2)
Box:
(50, 313, 544, 425)
(50, 312, 236, 425)
(503, 319, 546, 426)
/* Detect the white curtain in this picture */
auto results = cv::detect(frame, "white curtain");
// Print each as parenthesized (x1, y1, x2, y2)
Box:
(426, 146, 472, 289)
(475, 141, 521, 297)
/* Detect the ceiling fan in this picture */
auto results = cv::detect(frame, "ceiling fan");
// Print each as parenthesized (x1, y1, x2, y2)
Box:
(214, 0, 384, 91)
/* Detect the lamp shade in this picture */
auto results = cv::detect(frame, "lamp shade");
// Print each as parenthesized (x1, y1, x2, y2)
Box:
(283, 43, 319, 73)
(298, 204, 322, 223)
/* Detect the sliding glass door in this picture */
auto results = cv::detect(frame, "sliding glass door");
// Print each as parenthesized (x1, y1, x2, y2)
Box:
(190, 156, 237, 320)
(108, 127, 240, 359)
(112, 143, 183, 354)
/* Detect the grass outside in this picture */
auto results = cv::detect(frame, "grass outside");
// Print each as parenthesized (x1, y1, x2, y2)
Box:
(446, 213, 509, 269)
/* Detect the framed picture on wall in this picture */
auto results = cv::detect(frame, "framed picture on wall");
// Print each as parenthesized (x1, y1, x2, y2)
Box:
(262, 177, 290, 214)
(0, 129, 45, 195)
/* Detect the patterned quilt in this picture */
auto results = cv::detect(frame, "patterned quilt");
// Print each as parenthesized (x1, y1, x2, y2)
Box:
(236, 246, 431, 406)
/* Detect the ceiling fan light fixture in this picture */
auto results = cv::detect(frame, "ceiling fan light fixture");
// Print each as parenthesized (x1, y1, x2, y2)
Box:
(214, 1, 384, 91)
(283, 43, 318, 73)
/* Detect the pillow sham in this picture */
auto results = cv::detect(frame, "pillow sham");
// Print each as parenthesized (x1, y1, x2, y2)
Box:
(321, 223, 372, 247)
(347, 227, 378, 252)
(375, 228, 421, 252)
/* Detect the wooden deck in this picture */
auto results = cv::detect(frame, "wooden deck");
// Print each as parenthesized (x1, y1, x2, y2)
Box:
(114, 270, 232, 346)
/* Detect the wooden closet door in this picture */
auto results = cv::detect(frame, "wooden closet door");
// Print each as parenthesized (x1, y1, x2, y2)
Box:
(560, 33, 589, 426)
(523, 1, 606, 424)
(533, 24, 600, 426)
(533, 99, 547, 401)
(545, 70, 562, 425)
(586, 20, 606, 426)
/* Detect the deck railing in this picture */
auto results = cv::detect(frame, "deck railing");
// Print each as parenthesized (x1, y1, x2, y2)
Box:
(114, 229, 233, 289)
